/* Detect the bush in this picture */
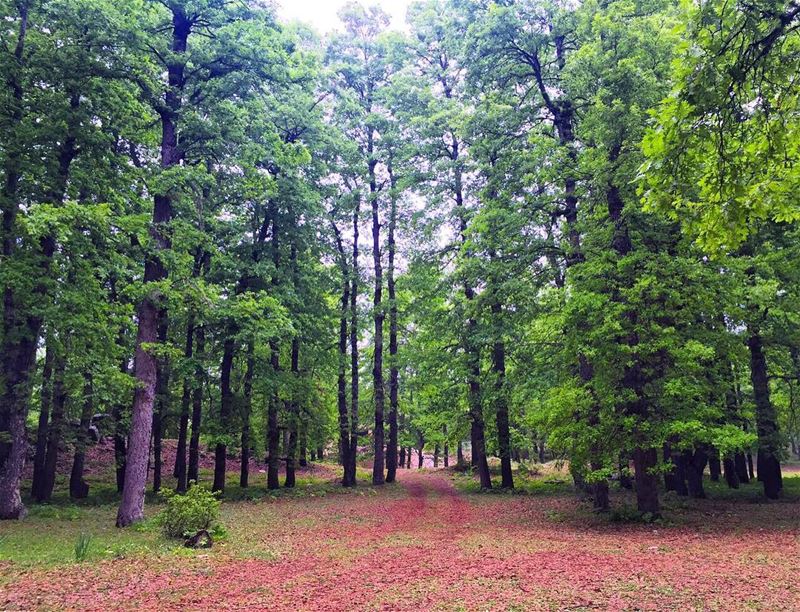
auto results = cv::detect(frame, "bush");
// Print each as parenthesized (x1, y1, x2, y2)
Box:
(157, 483, 221, 539)
(609, 505, 661, 524)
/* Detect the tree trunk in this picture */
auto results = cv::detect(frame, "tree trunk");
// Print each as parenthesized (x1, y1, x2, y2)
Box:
(266, 204, 282, 491)
(1, 16, 79, 518)
(285, 427, 298, 488)
(592, 463, 610, 512)
(470, 423, 478, 468)
(31, 337, 54, 500)
(152, 318, 169, 494)
(332, 221, 353, 486)
(399, 446, 406, 470)
(112, 328, 129, 494)
(267, 339, 281, 490)
(571, 467, 588, 493)
(535, 40, 606, 510)
(117, 6, 189, 527)
(433, 444, 439, 468)
(491, 296, 513, 489)
(284, 336, 300, 489)
(213, 336, 235, 495)
(450, 133, 491, 490)
(175, 316, 194, 492)
(734, 452, 750, 484)
(618, 454, 633, 490)
(406, 447, 411, 469)
(188, 324, 205, 485)
(584, 360, 608, 510)
(348, 198, 360, 487)
(113, 404, 127, 493)
(385, 161, 399, 484)
(708, 448, 721, 482)
(663, 444, 676, 492)
(674, 453, 689, 496)
(684, 448, 707, 499)
(39, 352, 67, 503)
(69, 373, 94, 499)
(370, 140, 385, 486)
(0, 2, 32, 520)
(240, 343, 254, 489)
(602, 159, 639, 511)
(722, 363, 742, 489)
(152, 403, 162, 494)
(468, 372, 492, 489)
(723, 456, 740, 489)
(298, 420, 308, 468)
(457, 441, 464, 466)
(633, 447, 660, 517)
(748, 330, 782, 499)
(443, 425, 449, 469)
(1, 86, 79, 518)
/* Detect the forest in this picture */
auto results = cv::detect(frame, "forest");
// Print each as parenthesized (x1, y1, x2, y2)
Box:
(1, 0, 799, 609)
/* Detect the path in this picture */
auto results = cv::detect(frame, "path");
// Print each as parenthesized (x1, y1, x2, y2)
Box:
(3, 470, 799, 610)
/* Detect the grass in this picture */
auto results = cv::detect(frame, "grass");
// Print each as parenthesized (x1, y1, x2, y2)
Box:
(0, 504, 168, 569)
(450, 460, 576, 496)
(453, 472, 573, 496)
(73, 532, 93, 562)
(2, 462, 371, 570)
(451, 460, 800, 501)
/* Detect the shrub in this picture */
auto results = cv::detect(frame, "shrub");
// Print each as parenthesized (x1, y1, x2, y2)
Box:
(157, 483, 221, 539)
(609, 505, 661, 524)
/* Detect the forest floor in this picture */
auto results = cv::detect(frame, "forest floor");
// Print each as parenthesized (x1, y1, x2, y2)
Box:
(2, 459, 799, 610)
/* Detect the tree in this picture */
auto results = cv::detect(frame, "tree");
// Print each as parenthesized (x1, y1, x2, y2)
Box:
(118, 0, 288, 525)
(641, 0, 799, 499)
(327, 3, 393, 485)
(0, 0, 146, 518)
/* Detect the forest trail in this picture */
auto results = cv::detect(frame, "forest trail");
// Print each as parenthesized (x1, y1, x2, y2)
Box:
(4, 470, 799, 610)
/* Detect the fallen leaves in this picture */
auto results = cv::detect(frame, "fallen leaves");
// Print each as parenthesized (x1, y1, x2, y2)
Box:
(3, 471, 799, 610)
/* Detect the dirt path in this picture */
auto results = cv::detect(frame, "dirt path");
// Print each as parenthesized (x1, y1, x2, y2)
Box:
(3, 470, 799, 610)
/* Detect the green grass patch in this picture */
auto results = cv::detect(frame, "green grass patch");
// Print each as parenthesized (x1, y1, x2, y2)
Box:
(0, 504, 171, 568)
(449, 469, 571, 496)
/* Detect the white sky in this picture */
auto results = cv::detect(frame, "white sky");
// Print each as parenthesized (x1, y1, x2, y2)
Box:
(276, 0, 415, 32)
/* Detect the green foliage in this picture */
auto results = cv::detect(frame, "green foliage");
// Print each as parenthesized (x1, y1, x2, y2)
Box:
(73, 533, 92, 563)
(640, 0, 800, 252)
(609, 505, 660, 525)
(157, 485, 221, 539)
(1, 0, 796, 527)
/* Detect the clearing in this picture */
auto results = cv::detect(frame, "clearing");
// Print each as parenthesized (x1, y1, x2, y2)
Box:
(2, 468, 798, 610)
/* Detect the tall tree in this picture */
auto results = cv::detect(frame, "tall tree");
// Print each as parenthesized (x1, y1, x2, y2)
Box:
(328, 3, 393, 486)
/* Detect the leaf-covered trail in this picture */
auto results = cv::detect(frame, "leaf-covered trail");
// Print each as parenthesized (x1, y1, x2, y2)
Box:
(3, 471, 799, 610)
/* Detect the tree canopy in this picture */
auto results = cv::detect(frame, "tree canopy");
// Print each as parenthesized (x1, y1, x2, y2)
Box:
(1, 0, 799, 526)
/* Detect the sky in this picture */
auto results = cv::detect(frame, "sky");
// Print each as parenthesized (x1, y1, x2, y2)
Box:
(276, 0, 415, 33)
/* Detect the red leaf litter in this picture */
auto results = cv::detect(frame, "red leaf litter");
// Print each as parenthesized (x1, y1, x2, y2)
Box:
(3, 471, 799, 610)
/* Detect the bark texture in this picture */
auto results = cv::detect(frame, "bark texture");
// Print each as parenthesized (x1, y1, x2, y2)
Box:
(370, 140, 385, 486)
(385, 162, 399, 484)
(748, 330, 782, 499)
(117, 6, 189, 527)
(31, 338, 54, 500)
(69, 373, 93, 499)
